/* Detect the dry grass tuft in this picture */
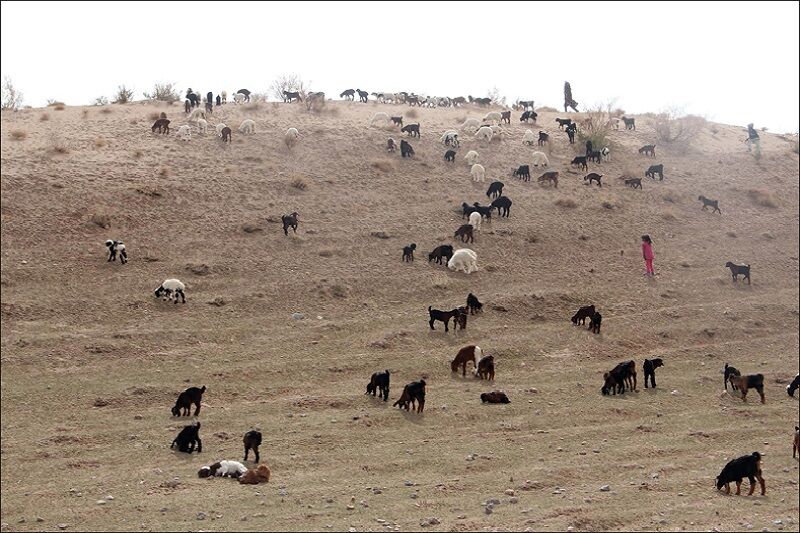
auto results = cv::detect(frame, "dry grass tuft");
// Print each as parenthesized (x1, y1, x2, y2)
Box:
(100, 107, 113, 114)
(158, 166, 170, 177)
(81, 109, 89, 119)
(329, 284, 348, 298)
(748, 188, 779, 208)
(9, 129, 27, 140)
(406, 109, 418, 119)
(49, 134, 69, 154)
(554, 198, 578, 209)
(54, 104, 65, 111)
(93, 138, 107, 148)
(290, 176, 309, 190)
(90, 214, 111, 229)
(132, 149, 143, 159)
(148, 111, 161, 121)
(431, 273, 449, 290)
(537, 106, 558, 113)
(40, 113, 50, 122)
(370, 159, 395, 172)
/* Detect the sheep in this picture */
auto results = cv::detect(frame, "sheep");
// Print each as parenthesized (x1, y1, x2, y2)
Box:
(366, 370, 391, 401)
(391, 116, 403, 127)
(716, 452, 766, 496)
(724, 363, 742, 391)
(622, 116, 636, 130)
(221, 126, 232, 143)
(440, 130, 459, 147)
(401, 123, 420, 138)
(610, 117, 620, 130)
(538, 171, 559, 187)
(522, 129, 536, 146)
(486, 181, 504, 199)
(454, 224, 475, 243)
(239, 464, 271, 485)
(537, 131, 549, 146)
(584, 173, 602, 187)
(489, 124, 507, 141)
(402, 243, 416, 262)
(475, 126, 493, 142)
(393, 380, 426, 413)
(466, 293, 483, 314)
(233, 92, 247, 104)
(451, 345, 482, 376)
(476, 355, 495, 380)
(725, 262, 751, 284)
(698, 195, 722, 214)
(461, 118, 481, 131)
(340, 89, 355, 100)
(471, 203, 493, 219)
(531, 151, 549, 167)
(370, 112, 391, 126)
(171, 422, 202, 454)
(187, 107, 206, 122)
(242, 430, 262, 463)
(177, 125, 191, 141)
(555, 118, 572, 129)
(513, 165, 531, 181)
(428, 244, 454, 265)
(196, 118, 208, 134)
(588, 311, 602, 334)
(282, 212, 299, 236)
(236, 89, 251, 102)
(465, 150, 479, 165)
(285, 127, 300, 141)
(198, 460, 248, 479)
(387, 138, 397, 153)
(105, 239, 127, 264)
(571, 305, 595, 325)
(220, 90, 227, 103)
(491, 196, 512, 217)
(643, 358, 664, 388)
(468, 211, 482, 232)
(624, 177, 642, 189)
(729, 374, 765, 403)
(470, 163, 486, 182)
(638, 144, 656, 157)
(448, 248, 478, 274)
(483, 111, 502, 123)
(239, 119, 256, 135)
(480, 391, 509, 403)
(400, 139, 415, 158)
(171, 385, 206, 416)
(645, 164, 664, 180)
(155, 279, 186, 303)
(216, 123, 228, 137)
(151, 118, 170, 134)
(601, 146, 611, 162)
(444, 149, 456, 162)
(520, 110, 537, 123)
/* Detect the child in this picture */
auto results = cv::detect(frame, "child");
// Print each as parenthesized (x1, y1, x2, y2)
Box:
(641, 235, 655, 276)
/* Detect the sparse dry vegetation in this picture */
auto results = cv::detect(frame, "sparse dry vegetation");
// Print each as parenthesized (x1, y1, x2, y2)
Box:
(113, 84, 135, 104)
(370, 159, 395, 172)
(39, 112, 49, 121)
(143, 82, 180, 103)
(94, 137, 107, 148)
(270, 73, 308, 102)
(54, 104, 65, 111)
(48, 133, 68, 153)
(554, 198, 578, 208)
(748, 188, 779, 208)
(9, 129, 27, 140)
(406, 108, 418, 119)
(1, 76, 23, 110)
(290, 176, 309, 190)
(652, 108, 706, 152)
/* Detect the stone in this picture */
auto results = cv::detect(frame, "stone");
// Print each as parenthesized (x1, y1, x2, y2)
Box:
(599, 485, 610, 492)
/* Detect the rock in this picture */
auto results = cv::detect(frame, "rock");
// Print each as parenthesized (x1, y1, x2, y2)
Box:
(774, 520, 783, 525)
(371, 488, 382, 494)
(346, 505, 355, 510)
(370, 231, 391, 239)
(93, 398, 110, 407)
(671, 390, 679, 395)
(404, 480, 415, 486)
(292, 312, 305, 320)
(505, 489, 515, 496)
(57, 525, 68, 530)
(159, 508, 167, 513)
(410, 493, 418, 499)
(509, 497, 519, 504)
(96, 500, 107, 505)
(359, 500, 368, 508)
(485, 506, 494, 515)
(105, 495, 113, 501)
(208, 297, 227, 307)
(420, 517, 440, 527)
(197, 512, 206, 520)
(36, 518, 44, 523)
(599, 485, 610, 492)
(133, 415, 143, 420)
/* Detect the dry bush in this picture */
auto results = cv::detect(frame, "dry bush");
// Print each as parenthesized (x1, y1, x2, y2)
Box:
(143, 82, 180, 103)
(133, 149, 143, 159)
(113, 85, 134, 104)
(329, 284, 348, 298)
(661, 190, 684, 204)
(487, 86, 506, 107)
(555, 198, 578, 208)
(158, 166, 170, 177)
(576, 105, 612, 149)
(148, 111, 161, 121)
(243, 102, 261, 111)
(2, 77, 24, 110)
(54, 104, 65, 111)
(90, 214, 111, 229)
(94, 138, 107, 148)
(662, 210, 677, 221)
(49, 134, 68, 153)
(748, 188, 779, 208)
(652, 109, 706, 151)
(100, 106, 113, 114)
(128, 117, 138, 125)
(290, 176, 309, 190)
(537, 106, 558, 113)
(407, 108, 418, 119)
(431, 273, 449, 290)
(94, 96, 109, 106)
(39, 112, 49, 121)
(620, 165, 639, 179)
(9, 129, 27, 140)
(370, 159, 395, 172)
(270, 73, 308, 101)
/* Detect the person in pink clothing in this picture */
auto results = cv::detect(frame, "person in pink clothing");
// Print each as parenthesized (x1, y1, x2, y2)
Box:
(641, 235, 655, 276)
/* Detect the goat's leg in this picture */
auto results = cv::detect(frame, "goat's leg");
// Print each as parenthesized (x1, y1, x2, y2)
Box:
(734, 480, 742, 495)
(747, 477, 756, 496)
(195, 438, 202, 453)
(757, 386, 765, 403)
(244, 446, 249, 462)
(429, 318, 436, 330)
(254, 447, 260, 463)
(757, 474, 766, 495)
(194, 401, 201, 416)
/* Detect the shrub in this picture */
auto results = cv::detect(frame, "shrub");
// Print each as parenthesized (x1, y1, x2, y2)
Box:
(94, 138, 107, 148)
(536, 106, 558, 113)
(100, 107, 113, 114)
(49, 134, 68, 153)
(143, 82, 180, 103)
(576, 107, 611, 149)
(487, 86, 506, 107)
(54, 104, 65, 111)
(148, 111, 161, 121)
(370, 159, 395, 172)
(39, 113, 49, 121)
(9, 129, 27, 140)
(652, 108, 706, 151)
(158, 166, 170, 177)
(93, 96, 109, 106)
(1, 77, 23, 110)
(112, 85, 134, 104)
(748, 188, 779, 208)
(555, 198, 577, 208)
(290, 176, 308, 190)
(90, 214, 111, 229)
(269, 73, 308, 102)
(406, 108, 418, 119)
(329, 284, 348, 298)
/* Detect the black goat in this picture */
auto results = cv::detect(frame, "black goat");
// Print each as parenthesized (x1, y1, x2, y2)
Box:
(402, 243, 416, 262)
(481, 391, 510, 404)
(393, 379, 426, 413)
(538, 131, 549, 146)
(643, 358, 664, 388)
(571, 156, 588, 171)
(587, 150, 602, 163)
(491, 196, 512, 217)
(171, 422, 202, 454)
(429, 306, 464, 332)
(566, 122, 576, 144)
(357, 89, 369, 102)
(428, 245, 454, 265)
(236, 89, 251, 102)
(282, 90, 302, 102)
(471, 203, 493, 219)
(401, 123, 420, 137)
(724, 363, 742, 391)
(787, 374, 800, 397)
(461, 202, 478, 219)
(466, 293, 483, 314)
(444, 150, 456, 162)
(520, 110, 538, 123)
(366, 370, 390, 402)
(588, 311, 602, 334)
(486, 181, 504, 198)
(151, 118, 170, 134)
(391, 116, 403, 127)
(698, 195, 722, 214)
(645, 164, 664, 180)
(725, 262, 751, 284)
(716, 452, 765, 496)
(622, 116, 636, 130)
(571, 305, 595, 325)
(555, 118, 572, 129)
(340, 89, 355, 100)
(584, 173, 602, 187)
(400, 140, 415, 158)
(172, 386, 206, 417)
(639, 144, 656, 157)
(243, 430, 262, 463)
(282, 212, 299, 236)
(624, 177, 642, 189)
(454, 224, 474, 243)
(513, 165, 531, 181)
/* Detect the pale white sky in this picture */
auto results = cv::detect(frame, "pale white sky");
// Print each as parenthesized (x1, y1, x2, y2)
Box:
(2, 1, 798, 132)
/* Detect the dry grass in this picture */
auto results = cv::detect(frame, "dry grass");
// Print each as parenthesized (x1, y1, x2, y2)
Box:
(537, 105, 558, 113)
(9, 129, 27, 140)
(99, 106, 113, 114)
(290, 176, 309, 190)
(158, 166, 170, 177)
(54, 104, 65, 111)
(406, 108, 418, 119)
(652, 111, 706, 152)
(94, 138, 107, 148)
(554, 198, 578, 208)
(748, 188, 779, 208)
(90, 213, 111, 229)
(39, 112, 49, 122)
(148, 111, 161, 121)
(132, 149, 143, 159)
(370, 159, 395, 172)
(49, 134, 68, 154)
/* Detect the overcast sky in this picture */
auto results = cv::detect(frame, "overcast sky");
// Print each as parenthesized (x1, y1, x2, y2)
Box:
(2, 1, 798, 132)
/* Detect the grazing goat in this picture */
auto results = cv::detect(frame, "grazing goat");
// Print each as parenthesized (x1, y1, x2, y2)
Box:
(340, 89, 355, 100)
(429, 306, 464, 332)
(187, 107, 206, 122)
(401, 123, 420, 137)
(514, 165, 531, 181)
(572, 305, 595, 325)
(400, 139, 415, 158)
(571, 156, 588, 171)
(645, 164, 664, 180)
(105, 239, 128, 264)
(281, 212, 299, 236)
(393, 380, 426, 413)
(471, 203, 493, 219)
(724, 363, 742, 391)
(282, 90, 302, 102)
(221, 126, 232, 143)
(448, 248, 478, 274)
(480, 391, 509, 403)
(500, 110, 511, 124)
(531, 151, 549, 167)
(787, 374, 800, 397)
(602, 361, 637, 395)
(239, 119, 256, 135)
(366, 370, 390, 402)
(624, 177, 642, 189)
(471, 163, 486, 182)
(468, 211, 482, 232)
(444, 149, 456, 162)
(461, 118, 481, 131)
(587, 150, 602, 163)
(584, 173, 602, 187)
(236, 89, 251, 102)
(538, 171, 559, 187)
(465, 150, 479, 165)
(476, 355, 495, 380)
(729, 374, 765, 403)
(215, 122, 228, 137)
(639, 144, 656, 157)
(466, 293, 483, 314)
(622, 116, 636, 130)
(555, 118, 572, 129)
(491, 196, 512, 217)
(483, 111, 502, 123)
(357, 89, 369, 102)
(171, 422, 202, 454)
(537, 131, 549, 146)
(196, 118, 208, 134)
(716, 452, 765, 496)
(486, 181, 504, 198)
(243, 430, 262, 463)
(588, 311, 602, 334)
(522, 129, 536, 146)
(698, 195, 722, 214)
(725, 262, 751, 285)
(643, 358, 663, 388)
(151, 118, 170, 134)
(155, 279, 186, 303)
(239, 464, 271, 485)
(198, 460, 247, 479)
(285, 127, 300, 144)
(454, 224, 474, 243)
(601, 146, 610, 162)
(370, 112, 390, 126)
(172, 386, 206, 416)
(402, 243, 416, 262)
(441, 131, 459, 147)
(428, 244, 454, 264)
(177, 125, 191, 141)
(387, 138, 397, 153)
(451, 345, 482, 376)
(461, 202, 478, 219)
(520, 110, 537, 123)
(475, 126, 493, 142)
(794, 426, 799, 458)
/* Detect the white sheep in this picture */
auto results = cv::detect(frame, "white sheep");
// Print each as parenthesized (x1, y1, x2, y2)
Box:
(468, 211, 482, 232)
(483, 111, 502, 123)
(216, 123, 228, 137)
(177, 125, 191, 141)
(370, 112, 391, 126)
(440, 130, 459, 147)
(379, 92, 396, 104)
(220, 90, 228, 104)
(470, 163, 485, 183)
(197, 118, 208, 134)
(522, 129, 536, 146)
(154, 278, 186, 303)
(461, 118, 481, 131)
(285, 127, 299, 139)
(475, 126, 493, 142)
(531, 151, 549, 167)
(233, 92, 246, 104)
(465, 150, 479, 165)
(490, 125, 506, 140)
(448, 248, 478, 274)
(239, 119, 256, 135)
(187, 107, 206, 122)
(198, 460, 248, 479)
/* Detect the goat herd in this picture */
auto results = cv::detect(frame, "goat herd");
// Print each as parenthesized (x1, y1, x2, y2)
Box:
(125, 89, 800, 496)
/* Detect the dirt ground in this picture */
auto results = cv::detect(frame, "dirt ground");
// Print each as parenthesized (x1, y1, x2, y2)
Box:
(1, 99, 798, 532)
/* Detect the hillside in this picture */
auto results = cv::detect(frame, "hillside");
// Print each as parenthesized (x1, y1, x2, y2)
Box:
(1, 100, 799, 532)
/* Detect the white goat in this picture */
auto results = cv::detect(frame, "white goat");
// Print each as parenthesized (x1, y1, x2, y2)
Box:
(465, 150, 479, 165)
(440, 130, 459, 147)
(233, 92, 247, 104)
(483, 111, 502, 123)
(470, 163, 485, 182)
(370, 112, 391, 126)
(216, 123, 228, 137)
(220, 90, 227, 104)
(461, 118, 481, 131)
(601, 146, 611, 162)
(448, 248, 478, 274)
(490, 125, 506, 140)
(196, 118, 208, 134)
(475, 126, 493, 142)
(177, 125, 191, 141)
(468, 211, 482, 231)
(187, 108, 206, 122)
(522, 129, 536, 146)
(531, 151, 549, 167)
(239, 119, 256, 135)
